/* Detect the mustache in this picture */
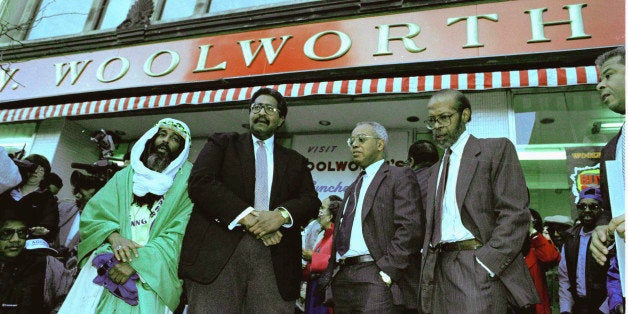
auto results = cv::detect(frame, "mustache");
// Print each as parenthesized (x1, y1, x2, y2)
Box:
(254, 116, 269, 124)
(153, 142, 172, 156)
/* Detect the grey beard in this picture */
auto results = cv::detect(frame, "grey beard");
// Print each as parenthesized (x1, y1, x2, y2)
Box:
(145, 152, 171, 172)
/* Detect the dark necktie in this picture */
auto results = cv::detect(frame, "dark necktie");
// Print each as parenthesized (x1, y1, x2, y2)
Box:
(336, 170, 366, 256)
(431, 148, 452, 245)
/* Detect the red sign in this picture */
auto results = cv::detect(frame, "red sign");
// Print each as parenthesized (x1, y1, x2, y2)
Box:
(0, 0, 624, 103)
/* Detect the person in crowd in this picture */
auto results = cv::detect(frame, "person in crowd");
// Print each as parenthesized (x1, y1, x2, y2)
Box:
(303, 198, 342, 314)
(524, 209, 561, 314)
(299, 195, 341, 312)
(559, 187, 609, 314)
(318, 121, 423, 313)
(0, 154, 59, 243)
(606, 212, 624, 314)
(59, 118, 194, 313)
(589, 46, 625, 266)
(56, 170, 107, 259)
(303, 195, 342, 264)
(0, 146, 21, 194)
(544, 214, 575, 313)
(404, 139, 439, 209)
(545, 215, 574, 251)
(419, 89, 538, 313)
(179, 88, 320, 313)
(47, 172, 63, 198)
(0, 209, 48, 313)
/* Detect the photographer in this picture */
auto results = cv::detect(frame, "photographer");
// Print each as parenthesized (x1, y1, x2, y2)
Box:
(0, 146, 21, 194)
(57, 171, 107, 260)
(0, 154, 59, 243)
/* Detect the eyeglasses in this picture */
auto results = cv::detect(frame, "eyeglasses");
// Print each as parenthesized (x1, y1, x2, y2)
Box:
(250, 103, 280, 114)
(347, 134, 380, 147)
(424, 112, 458, 130)
(576, 203, 602, 211)
(0, 228, 28, 241)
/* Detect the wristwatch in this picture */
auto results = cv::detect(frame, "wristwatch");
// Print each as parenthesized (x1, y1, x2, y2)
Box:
(277, 207, 291, 224)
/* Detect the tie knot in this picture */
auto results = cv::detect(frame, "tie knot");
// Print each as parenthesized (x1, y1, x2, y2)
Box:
(444, 148, 452, 157)
(257, 140, 265, 147)
(359, 170, 366, 177)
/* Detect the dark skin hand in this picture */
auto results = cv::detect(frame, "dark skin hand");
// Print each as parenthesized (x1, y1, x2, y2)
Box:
(108, 262, 137, 284)
(107, 232, 142, 262)
(239, 211, 284, 246)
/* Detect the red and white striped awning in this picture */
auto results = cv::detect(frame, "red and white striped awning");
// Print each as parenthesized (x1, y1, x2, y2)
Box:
(0, 65, 599, 123)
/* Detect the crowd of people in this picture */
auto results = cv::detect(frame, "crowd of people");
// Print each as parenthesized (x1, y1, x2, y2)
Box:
(0, 47, 624, 313)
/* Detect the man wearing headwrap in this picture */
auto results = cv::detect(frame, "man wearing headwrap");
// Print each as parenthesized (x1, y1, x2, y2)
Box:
(59, 118, 193, 313)
(558, 187, 609, 314)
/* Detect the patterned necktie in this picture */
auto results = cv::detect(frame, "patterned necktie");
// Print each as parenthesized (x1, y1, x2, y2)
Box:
(254, 140, 269, 211)
(336, 170, 366, 256)
(431, 148, 452, 245)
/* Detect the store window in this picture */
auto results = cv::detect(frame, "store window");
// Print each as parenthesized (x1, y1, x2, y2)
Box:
(513, 87, 622, 218)
(159, 0, 197, 21)
(208, 0, 318, 14)
(26, 0, 91, 40)
(98, 0, 134, 30)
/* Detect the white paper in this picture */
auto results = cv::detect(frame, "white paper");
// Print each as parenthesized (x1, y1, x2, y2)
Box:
(606, 159, 625, 296)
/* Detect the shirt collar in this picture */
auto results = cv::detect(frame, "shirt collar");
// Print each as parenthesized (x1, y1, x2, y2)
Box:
(450, 130, 471, 156)
(363, 159, 385, 178)
(251, 134, 275, 149)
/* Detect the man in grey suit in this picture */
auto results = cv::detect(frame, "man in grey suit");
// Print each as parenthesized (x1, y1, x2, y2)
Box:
(419, 89, 539, 313)
(319, 121, 423, 313)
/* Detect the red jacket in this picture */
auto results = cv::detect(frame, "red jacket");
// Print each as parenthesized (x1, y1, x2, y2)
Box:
(524, 235, 560, 314)
(308, 224, 334, 274)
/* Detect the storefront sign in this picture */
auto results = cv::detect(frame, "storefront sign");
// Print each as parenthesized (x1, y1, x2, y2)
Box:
(0, 0, 623, 103)
(566, 146, 603, 213)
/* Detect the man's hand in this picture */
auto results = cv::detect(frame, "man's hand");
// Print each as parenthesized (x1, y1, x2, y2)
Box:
(108, 262, 136, 284)
(239, 211, 259, 230)
(302, 249, 313, 261)
(248, 210, 284, 238)
(590, 225, 610, 265)
(261, 230, 283, 246)
(608, 214, 625, 239)
(107, 232, 142, 262)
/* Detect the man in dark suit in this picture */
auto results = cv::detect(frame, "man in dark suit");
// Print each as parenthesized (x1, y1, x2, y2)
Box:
(419, 89, 539, 313)
(404, 139, 439, 210)
(588, 46, 625, 266)
(319, 121, 423, 313)
(179, 88, 320, 313)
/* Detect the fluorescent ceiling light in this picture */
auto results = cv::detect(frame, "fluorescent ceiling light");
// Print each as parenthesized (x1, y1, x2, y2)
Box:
(517, 150, 566, 160)
(600, 122, 623, 129)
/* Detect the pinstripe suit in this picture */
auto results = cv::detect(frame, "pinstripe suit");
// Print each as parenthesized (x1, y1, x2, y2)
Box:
(325, 162, 424, 312)
(419, 135, 540, 313)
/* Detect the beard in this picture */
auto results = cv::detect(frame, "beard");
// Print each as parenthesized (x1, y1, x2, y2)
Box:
(435, 122, 465, 149)
(145, 151, 171, 172)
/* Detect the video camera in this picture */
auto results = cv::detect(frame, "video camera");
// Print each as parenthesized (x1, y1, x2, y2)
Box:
(70, 159, 122, 182)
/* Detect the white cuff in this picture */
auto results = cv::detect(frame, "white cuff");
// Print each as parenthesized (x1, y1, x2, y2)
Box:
(475, 256, 495, 277)
(228, 207, 255, 230)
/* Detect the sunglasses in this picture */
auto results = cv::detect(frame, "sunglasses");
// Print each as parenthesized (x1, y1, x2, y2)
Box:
(0, 228, 28, 241)
(576, 203, 602, 211)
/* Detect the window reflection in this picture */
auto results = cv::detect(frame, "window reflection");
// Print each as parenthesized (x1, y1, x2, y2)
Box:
(27, 0, 90, 40)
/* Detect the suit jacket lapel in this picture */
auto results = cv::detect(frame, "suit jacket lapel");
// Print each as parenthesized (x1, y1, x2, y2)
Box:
(237, 133, 256, 204)
(271, 144, 288, 207)
(361, 162, 387, 221)
(424, 160, 440, 242)
(456, 135, 480, 207)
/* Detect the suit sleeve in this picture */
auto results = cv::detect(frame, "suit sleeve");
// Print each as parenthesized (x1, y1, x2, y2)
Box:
(376, 167, 423, 282)
(275, 152, 320, 228)
(188, 133, 250, 225)
(475, 139, 531, 276)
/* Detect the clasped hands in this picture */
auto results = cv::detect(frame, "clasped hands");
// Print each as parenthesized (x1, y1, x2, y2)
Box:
(106, 232, 141, 284)
(240, 210, 285, 246)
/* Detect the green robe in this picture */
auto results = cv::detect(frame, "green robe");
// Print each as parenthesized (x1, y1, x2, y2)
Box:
(78, 161, 193, 312)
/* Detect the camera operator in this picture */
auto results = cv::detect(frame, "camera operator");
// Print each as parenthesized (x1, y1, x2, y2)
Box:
(0, 146, 21, 194)
(0, 154, 59, 243)
(57, 170, 106, 260)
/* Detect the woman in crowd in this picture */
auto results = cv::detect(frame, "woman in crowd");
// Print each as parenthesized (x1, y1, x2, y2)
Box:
(524, 208, 561, 314)
(0, 154, 59, 243)
(303, 198, 342, 314)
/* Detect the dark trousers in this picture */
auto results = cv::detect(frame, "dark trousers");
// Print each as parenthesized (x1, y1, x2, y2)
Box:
(331, 262, 401, 314)
(421, 249, 508, 314)
(185, 234, 293, 314)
